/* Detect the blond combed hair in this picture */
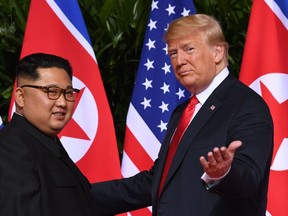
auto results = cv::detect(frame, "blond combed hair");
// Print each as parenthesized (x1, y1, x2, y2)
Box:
(164, 14, 229, 63)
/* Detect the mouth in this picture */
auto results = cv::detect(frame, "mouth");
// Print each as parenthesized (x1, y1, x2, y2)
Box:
(53, 111, 66, 118)
(178, 70, 190, 77)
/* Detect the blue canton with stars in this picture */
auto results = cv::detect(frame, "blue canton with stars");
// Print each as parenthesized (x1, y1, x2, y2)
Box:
(130, 0, 196, 143)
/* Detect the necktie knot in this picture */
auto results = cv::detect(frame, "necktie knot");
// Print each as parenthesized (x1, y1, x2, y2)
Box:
(187, 96, 199, 111)
(189, 95, 199, 105)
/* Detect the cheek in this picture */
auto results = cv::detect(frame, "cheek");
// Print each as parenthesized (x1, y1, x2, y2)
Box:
(34, 97, 54, 109)
(171, 60, 177, 70)
(24, 94, 44, 109)
(67, 103, 76, 114)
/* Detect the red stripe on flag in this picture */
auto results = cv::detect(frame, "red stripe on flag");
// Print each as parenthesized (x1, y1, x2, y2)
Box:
(124, 127, 154, 171)
(129, 207, 152, 216)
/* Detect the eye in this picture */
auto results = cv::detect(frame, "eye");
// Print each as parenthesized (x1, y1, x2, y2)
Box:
(48, 87, 60, 96)
(168, 50, 177, 59)
(65, 89, 74, 96)
(185, 46, 194, 54)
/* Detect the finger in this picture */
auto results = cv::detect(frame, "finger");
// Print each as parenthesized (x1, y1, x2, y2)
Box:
(199, 156, 209, 169)
(220, 147, 230, 161)
(207, 151, 217, 166)
(213, 147, 223, 163)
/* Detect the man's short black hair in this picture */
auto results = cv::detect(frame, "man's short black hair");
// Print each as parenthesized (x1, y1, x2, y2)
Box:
(16, 53, 73, 84)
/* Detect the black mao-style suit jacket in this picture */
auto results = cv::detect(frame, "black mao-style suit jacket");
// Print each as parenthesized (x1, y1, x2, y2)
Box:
(92, 74, 273, 216)
(0, 114, 97, 216)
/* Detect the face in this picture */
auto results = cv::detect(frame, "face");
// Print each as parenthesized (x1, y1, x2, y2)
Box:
(15, 67, 75, 137)
(168, 32, 224, 94)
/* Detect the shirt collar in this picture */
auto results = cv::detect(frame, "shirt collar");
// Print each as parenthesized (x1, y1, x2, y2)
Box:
(195, 67, 229, 105)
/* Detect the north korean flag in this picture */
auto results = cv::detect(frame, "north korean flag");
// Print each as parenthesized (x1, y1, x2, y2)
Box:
(239, 0, 288, 215)
(8, 0, 122, 183)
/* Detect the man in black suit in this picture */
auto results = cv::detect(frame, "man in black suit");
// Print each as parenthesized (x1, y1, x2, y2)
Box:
(92, 14, 274, 216)
(0, 53, 97, 215)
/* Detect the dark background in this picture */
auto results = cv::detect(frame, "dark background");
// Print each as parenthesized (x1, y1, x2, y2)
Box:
(0, 0, 252, 152)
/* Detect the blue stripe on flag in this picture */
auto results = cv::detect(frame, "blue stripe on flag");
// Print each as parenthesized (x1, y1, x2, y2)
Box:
(54, 0, 92, 45)
(275, 0, 288, 18)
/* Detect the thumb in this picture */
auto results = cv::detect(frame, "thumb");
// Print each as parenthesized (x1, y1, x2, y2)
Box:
(228, 140, 242, 155)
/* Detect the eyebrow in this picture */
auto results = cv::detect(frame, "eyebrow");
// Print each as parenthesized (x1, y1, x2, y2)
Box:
(44, 84, 73, 88)
(168, 41, 194, 50)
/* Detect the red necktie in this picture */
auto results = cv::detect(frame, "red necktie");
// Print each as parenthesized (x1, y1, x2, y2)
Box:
(158, 96, 199, 196)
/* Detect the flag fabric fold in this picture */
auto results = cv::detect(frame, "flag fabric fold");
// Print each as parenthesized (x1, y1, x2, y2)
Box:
(121, 0, 196, 215)
(0, 116, 3, 129)
(239, 0, 288, 215)
(8, 0, 122, 183)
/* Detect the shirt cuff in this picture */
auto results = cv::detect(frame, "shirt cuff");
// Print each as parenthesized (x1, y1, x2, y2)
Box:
(201, 167, 231, 190)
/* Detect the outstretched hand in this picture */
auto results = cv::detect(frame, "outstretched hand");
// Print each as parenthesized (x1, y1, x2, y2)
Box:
(199, 140, 242, 178)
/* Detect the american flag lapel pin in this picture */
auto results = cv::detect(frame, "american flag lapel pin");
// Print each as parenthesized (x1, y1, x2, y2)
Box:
(209, 105, 216, 111)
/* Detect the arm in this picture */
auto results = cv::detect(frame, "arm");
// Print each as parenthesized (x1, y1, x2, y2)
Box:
(91, 170, 152, 215)
(200, 97, 273, 198)
(200, 140, 242, 187)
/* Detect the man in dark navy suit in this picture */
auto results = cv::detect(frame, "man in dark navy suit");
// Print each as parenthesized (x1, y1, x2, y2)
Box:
(92, 14, 274, 216)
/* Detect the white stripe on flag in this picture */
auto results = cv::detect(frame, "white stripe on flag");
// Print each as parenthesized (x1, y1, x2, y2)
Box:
(265, 0, 288, 29)
(0, 116, 3, 128)
(126, 103, 161, 161)
(121, 151, 140, 177)
(46, 0, 97, 61)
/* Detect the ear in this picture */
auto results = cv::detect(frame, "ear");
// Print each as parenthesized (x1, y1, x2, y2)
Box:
(214, 44, 225, 64)
(15, 87, 25, 108)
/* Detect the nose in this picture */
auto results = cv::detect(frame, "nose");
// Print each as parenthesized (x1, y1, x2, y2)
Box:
(55, 92, 67, 106)
(175, 50, 186, 66)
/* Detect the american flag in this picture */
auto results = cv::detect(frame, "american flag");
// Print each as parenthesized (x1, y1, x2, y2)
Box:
(121, 0, 196, 215)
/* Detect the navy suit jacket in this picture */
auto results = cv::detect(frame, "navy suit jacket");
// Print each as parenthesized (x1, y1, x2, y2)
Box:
(0, 114, 97, 216)
(93, 74, 274, 216)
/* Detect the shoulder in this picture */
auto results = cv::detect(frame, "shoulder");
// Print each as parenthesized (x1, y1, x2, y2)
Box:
(0, 115, 36, 162)
(232, 79, 269, 108)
